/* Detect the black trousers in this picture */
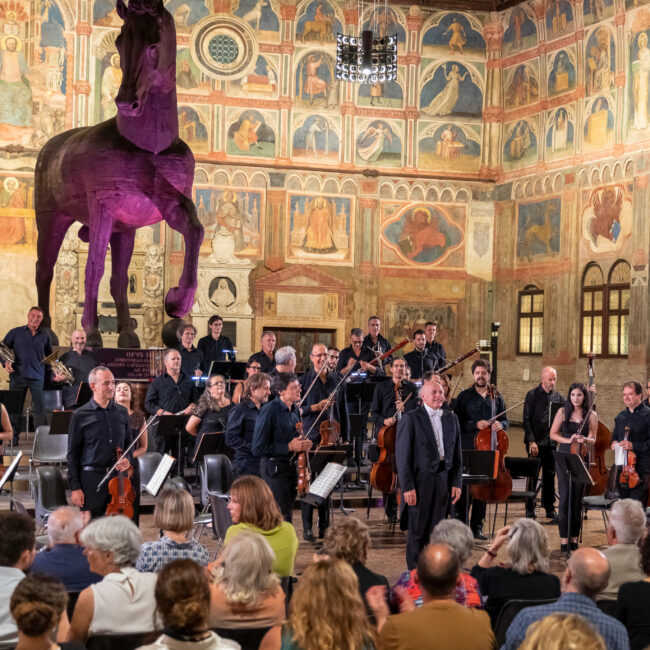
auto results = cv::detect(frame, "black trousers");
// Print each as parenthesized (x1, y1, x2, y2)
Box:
(349, 401, 370, 466)
(527, 445, 556, 514)
(80, 470, 110, 519)
(233, 457, 261, 478)
(301, 496, 330, 533)
(556, 459, 584, 539)
(260, 457, 297, 523)
(454, 489, 486, 532)
(616, 466, 649, 504)
(405, 470, 449, 570)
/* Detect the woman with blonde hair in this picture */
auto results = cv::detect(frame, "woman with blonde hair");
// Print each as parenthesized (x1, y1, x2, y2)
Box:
(136, 488, 209, 573)
(471, 518, 560, 626)
(224, 475, 297, 577)
(186, 374, 232, 457)
(209, 532, 285, 647)
(519, 613, 605, 650)
(282, 559, 375, 650)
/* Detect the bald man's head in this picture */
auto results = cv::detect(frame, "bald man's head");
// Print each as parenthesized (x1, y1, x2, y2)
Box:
(565, 548, 610, 599)
(541, 367, 557, 393)
(416, 543, 460, 599)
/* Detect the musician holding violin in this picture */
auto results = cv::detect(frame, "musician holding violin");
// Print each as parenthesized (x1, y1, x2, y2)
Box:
(549, 383, 597, 552)
(611, 381, 650, 504)
(453, 359, 509, 540)
(252, 372, 312, 523)
(67, 366, 132, 518)
(298, 343, 350, 541)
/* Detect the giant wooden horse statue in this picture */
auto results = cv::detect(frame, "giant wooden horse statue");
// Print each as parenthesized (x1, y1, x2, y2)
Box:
(34, 0, 203, 347)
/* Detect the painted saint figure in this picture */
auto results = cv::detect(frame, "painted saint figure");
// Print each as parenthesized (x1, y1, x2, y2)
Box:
(357, 122, 392, 162)
(234, 113, 262, 151)
(304, 118, 326, 156)
(444, 18, 466, 54)
(303, 54, 328, 104)
(0, 36, 32, 128)
(301, 197, 337, 253)
(437, 125, 463, 160)
(510, 122, 531, 160)
(421, 63, 467, 117)
(101, 53, 122, 119)
(552, 109, 568, 152)
(633, 32, 650, 130)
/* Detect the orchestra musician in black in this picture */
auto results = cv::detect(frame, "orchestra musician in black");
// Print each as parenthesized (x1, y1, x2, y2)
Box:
(298, 343, 350, 541)
(176, 322, 204, 380)
(424, 321, 447, 371)
(248, 330, 276, 373)
(55, 329, 98, 409)
(197, 315, 236, 367)
(252, 372, 311, 522)
(363, 316, 391, 369)
(403, 330, 434, 380)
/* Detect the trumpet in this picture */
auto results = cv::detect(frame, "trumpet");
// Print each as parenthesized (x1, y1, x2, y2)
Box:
(0, 341, 15, 365)
(42, 352, 74, 385)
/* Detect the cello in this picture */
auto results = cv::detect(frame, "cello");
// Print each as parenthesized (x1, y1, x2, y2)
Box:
(470, 385, 513, 503)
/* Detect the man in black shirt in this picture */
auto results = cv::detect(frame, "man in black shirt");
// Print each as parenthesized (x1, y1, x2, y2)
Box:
(2, 307, 53, 443)
(197, 315, 236, 370)
(362, 316, 391, 371)
(523, 367, 563, 520)
(453, 359, 509, 539)
(248, 331, 276, 373)
(611, 381, 650, 503)
(298, 343, 350, 540)
(145, 348, 197, 454)
(425, 321, 447, 371)
(327, 347, 340, 376)
(403, 330, 434, 381)
(176, 323, 204, 380)
(55, 329, 98, 409)
(252, 373, 311, 522)
(644, 380, 650, 408)
(337, 328, 379, 377)
(226, 372, 271, 477)
(67, 366, 131, 518)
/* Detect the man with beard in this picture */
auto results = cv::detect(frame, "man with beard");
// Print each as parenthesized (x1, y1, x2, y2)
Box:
(453, 359, 509, 539)
(424, 321, 447, 372)
(403, 330, 435, 381)
(298, 343, 349, 541)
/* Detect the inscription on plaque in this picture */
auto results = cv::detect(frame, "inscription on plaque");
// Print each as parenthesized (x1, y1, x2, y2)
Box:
(276, 293, 324, 318)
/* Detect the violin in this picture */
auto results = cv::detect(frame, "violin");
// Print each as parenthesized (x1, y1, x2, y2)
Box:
(105, 447, 135, 518)
(318, 390, 341, 446)
(619, 426, 640, 489)
(470, 384, 513, 503)
(296, 420, 311, 496)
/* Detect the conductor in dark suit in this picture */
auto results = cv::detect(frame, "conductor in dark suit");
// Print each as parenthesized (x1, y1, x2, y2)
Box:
(397, 380, 463, 570)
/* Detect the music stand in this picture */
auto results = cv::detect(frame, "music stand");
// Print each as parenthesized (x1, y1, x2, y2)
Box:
(461, 450, 498, 524)
(157, 415, 190, 476)
(554, 451, 593, 557)
(192, 431, 225, 465)
(49, 410, 73, 435)
(549, 401, 566, 428)
(301, 445, 351, 511)
(76, 382, 93, 407)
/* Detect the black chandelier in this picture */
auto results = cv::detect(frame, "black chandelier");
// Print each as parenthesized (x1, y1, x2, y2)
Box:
(335, 29, 397, 84)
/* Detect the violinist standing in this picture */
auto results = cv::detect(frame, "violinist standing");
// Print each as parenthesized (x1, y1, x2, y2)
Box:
(523, 367, 564, 521)
(252, 372, 311, 522)
(453, 360, 509, 540)
(550, 383, 597, 552)
(67, 366, 131, 518)
(298, 343, 350, 541)
(396, 380, 462, 569)
(611, 381, 650, 504)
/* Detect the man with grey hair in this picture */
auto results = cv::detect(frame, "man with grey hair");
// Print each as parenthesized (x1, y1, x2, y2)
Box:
(67, 366, 132, 517)
(29, 506, 101, 591)
(248, 330, 276, 373)
(273, 346, 297, 373)
(55, 329, 98, 409)
(600, 498, 646, 602)
(503, 548, 629, 650)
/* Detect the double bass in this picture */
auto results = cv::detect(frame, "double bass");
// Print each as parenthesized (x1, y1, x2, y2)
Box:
(470, 385, 513, 503)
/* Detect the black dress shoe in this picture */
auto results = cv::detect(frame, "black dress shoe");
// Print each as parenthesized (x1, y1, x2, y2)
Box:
(561, 543, 568, 553)
(472, 528, 487, 541)
(570, 542, 578, 551)
(525, 510, 537, 519)
(303, 529, 315, 542)
(318, 529, 326, 539)
(547, 510, 559, 524)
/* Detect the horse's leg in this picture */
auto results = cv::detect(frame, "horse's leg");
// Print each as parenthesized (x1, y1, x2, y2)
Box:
(162, 194, 204, 317)
(82, 198, 114, 347)
(109, 229, 140, 349)
(35, 209, 74, 329)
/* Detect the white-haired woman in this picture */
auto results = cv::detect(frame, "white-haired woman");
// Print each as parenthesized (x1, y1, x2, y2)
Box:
(209, 532, 284, 648)
(471, 518, 560, 626)
(68, 515, 158, 642)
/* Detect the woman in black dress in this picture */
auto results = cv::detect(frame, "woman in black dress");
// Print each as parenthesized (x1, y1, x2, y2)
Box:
(549, 382, 597, 552)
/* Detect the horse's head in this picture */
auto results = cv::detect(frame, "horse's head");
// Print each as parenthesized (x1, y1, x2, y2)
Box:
(114, 0, 176, 117)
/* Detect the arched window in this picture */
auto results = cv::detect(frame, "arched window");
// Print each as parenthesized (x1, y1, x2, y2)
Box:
(518, 284, 543, 355)
(580, 261, 630, 357)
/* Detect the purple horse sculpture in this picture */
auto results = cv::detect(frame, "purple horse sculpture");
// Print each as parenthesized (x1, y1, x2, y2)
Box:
(34, 0, 203, 347)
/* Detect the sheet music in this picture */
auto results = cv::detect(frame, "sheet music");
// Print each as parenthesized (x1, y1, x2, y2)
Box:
(145, 454, 175, 496)
(614, 443, 626, 466)
(308, 463, 347, 500)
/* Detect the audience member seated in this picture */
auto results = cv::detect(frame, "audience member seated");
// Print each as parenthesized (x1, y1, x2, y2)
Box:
(322, 518, 389, 619)
(68, 515, 158, 642)
(616, 531, 650, 650)
(0, 512, 37, 649)
(601, 499, 645, 602)
(138, 559, 239, 650)
(518, 613, 606, 650)
(470, 519, 560, 626)
(10, 574, 75, 650)
(186, 375, 232, 459)
(392, 519, 482, 608)
(224, 476, 297, 578)
(209, 532, 284, 645)
(137, 489, 210, 573)
(282, 559, 376, 650)
(29, 506, 101, 592)
(366, 544, 493, 650)
(503, 548, 628, 650)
